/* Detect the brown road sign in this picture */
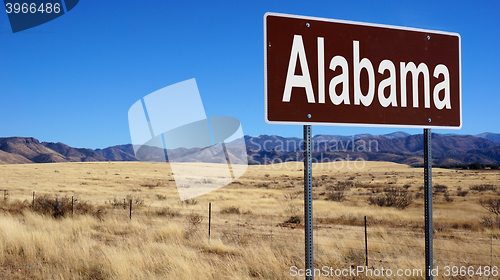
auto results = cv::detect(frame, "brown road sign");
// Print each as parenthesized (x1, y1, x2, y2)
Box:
(264, 13, 461, 129)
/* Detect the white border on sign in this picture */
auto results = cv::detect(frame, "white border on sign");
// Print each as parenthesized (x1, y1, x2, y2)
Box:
(263, 12, 462, 130)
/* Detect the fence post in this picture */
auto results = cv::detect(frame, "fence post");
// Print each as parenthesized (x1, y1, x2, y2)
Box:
(71, 196, 74, 217)
(32, 191, 35, 208)
(365, 216, 368, 267)
(3, 190, 6, 200)
(208, 202, 212, 241)
(129, 199, 132, 220)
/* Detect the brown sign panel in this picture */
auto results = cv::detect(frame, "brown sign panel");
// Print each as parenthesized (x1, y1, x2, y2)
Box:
(265, 13, 461, 128)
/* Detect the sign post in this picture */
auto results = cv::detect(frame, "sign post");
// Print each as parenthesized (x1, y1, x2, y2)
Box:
(303, 125, 313, 279)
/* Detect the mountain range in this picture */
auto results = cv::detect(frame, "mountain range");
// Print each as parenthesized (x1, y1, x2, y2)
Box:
(0, 132, 499, 166)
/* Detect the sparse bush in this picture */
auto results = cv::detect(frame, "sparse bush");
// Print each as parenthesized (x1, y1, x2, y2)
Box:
(480, 198, 500, 216)
(107, 196, 143, 208)
(284, 215, 301, 224)
(182, 198, 198, 206)
(188, 212, 203, 226)
(444, 192, 453, 203)
(325, 191, 346, 202)
(471, 184, 497, 192)
(156, 194, 167, 200)
(367, 187, 413, 209)
(343, 249, 365, 265)
(457, 190, 469, 197)
(220, 206, 240, 214)
(156, 206, 180, 217)
(327, 180, 354, 192)
(31, 195, 93, 218)
(0, 199, 30, 215)
(338, 214, 360, 226)
(184, 212, 203, 239)
(283, 193, 300, 215)
(259, 182, 270, 188)
(480, 215, 500, 228)
(434, 184, 448, 193)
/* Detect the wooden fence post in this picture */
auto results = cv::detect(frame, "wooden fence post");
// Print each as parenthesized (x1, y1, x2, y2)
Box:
(208, 202, 212, 241)
(129, 199, 132, 220)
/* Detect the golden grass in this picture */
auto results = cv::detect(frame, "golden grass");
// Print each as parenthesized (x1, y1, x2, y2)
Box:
(0, 161, 499, 279)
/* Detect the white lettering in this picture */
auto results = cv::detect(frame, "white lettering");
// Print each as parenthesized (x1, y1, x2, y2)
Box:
(282, 36, 453, 111)
(378, 60, 397, 107)
(400, 62, 430, 108)
(353, 41, 375, 106)
(329, 55, 350, 105)
(433, 64, 451, 109)
(283, 35, 315, 103)
(318, 37, 325, 103)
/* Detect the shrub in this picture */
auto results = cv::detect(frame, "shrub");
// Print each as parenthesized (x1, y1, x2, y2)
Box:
(284, 215, 301, 224)
(480, 215, 500, 228)
(457, 190, 469, 197)
(181, 198, 198, 206)
(343, 249, 365, 265)
(107, 196, 144, 209)
(184, 212, 203, 239)
(434, 184, 448, 193)
(188, 212, 203, 226)
(32, 195, 93, 218)
(156, 207, 180, 217)
(283, 193, 300, 215)
(220, 206, 240, 215)
(471, 184, 497, 192)
(479, 198, 500, 216)
(367, 187, 413, 209)
(155, 194, 167, 200)
(325, 191, 346, 202)
(444, 192, 453, 203)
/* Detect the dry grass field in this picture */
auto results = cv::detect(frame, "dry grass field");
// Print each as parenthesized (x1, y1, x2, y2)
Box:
(0, 161, 499, 279)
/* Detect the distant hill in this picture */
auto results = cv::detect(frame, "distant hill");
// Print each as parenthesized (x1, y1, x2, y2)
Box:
(41, 142, 105, 162)
(94, 145, 138, 161)
(243, 133, 500, 166)
(476, 132, 500, 143)
(0, 137, 66, 163)
(0, 132, 498, 166)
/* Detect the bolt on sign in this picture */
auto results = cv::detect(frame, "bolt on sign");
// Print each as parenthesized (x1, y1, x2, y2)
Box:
(264, 13, 461, 129)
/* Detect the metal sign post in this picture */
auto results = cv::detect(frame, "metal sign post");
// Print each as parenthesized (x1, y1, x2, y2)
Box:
(303, 125, 314, 280)
(424, 128, 433, 279)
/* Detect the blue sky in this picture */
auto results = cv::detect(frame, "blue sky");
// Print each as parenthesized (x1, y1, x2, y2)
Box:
(1, 0, 499, 149)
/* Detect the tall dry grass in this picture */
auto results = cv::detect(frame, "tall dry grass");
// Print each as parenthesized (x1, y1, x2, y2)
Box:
(0, 161, 499, 279)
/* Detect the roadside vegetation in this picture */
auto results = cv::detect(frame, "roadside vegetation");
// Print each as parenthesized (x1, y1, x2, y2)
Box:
(0, 161, 499, 279)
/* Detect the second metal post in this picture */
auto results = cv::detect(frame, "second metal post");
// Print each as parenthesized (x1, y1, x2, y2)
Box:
(304, 125, 313, 280)
(424, 128, 433, 279)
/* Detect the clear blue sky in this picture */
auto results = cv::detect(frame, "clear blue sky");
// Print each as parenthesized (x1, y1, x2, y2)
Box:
(1, 1, 499, 149)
